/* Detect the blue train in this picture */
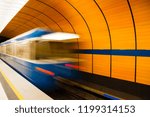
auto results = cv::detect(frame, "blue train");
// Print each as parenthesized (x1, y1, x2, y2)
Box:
(0, 28, 79, 93)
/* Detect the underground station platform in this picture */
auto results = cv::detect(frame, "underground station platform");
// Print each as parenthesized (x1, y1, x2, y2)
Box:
(0, 0, 150, 100)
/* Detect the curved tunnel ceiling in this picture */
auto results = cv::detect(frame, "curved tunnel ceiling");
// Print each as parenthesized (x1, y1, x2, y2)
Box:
(0, 0, 150, 85)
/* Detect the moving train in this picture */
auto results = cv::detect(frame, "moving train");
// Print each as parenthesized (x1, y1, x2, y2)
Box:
(0, 28, 79, 93)
(1, 28, 149, 99)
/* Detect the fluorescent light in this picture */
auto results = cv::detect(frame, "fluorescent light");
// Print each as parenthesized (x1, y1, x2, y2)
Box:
(41, 32, 80, 40)
(0, 0, 29, 33)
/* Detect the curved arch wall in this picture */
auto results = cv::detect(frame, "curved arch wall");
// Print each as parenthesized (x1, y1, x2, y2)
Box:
(0, 0, 150, 86)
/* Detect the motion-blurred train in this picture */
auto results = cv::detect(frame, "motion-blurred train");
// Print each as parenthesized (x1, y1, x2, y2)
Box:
(0, 28, 80, 93)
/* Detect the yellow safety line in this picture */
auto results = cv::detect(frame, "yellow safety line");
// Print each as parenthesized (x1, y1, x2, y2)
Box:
(0, 68, 24, 100)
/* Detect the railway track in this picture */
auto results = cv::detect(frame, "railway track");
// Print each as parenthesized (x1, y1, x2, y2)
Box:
(48, 77, 108, 100)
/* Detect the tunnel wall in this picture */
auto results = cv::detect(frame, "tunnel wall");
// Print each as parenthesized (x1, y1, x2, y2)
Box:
(1, 0, 150, 86)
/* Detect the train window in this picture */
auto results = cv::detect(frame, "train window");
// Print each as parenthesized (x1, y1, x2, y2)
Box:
(15, 41, 36, 59)
(1, 46, 6, 54)
(6, 44, 13, 55)
(0, 46, 1, 53)
(35, 40, 78, 60)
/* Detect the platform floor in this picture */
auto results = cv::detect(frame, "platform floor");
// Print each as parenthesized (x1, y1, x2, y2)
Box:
(0, 82, 8, 100)
(0, 59, 53, 100)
